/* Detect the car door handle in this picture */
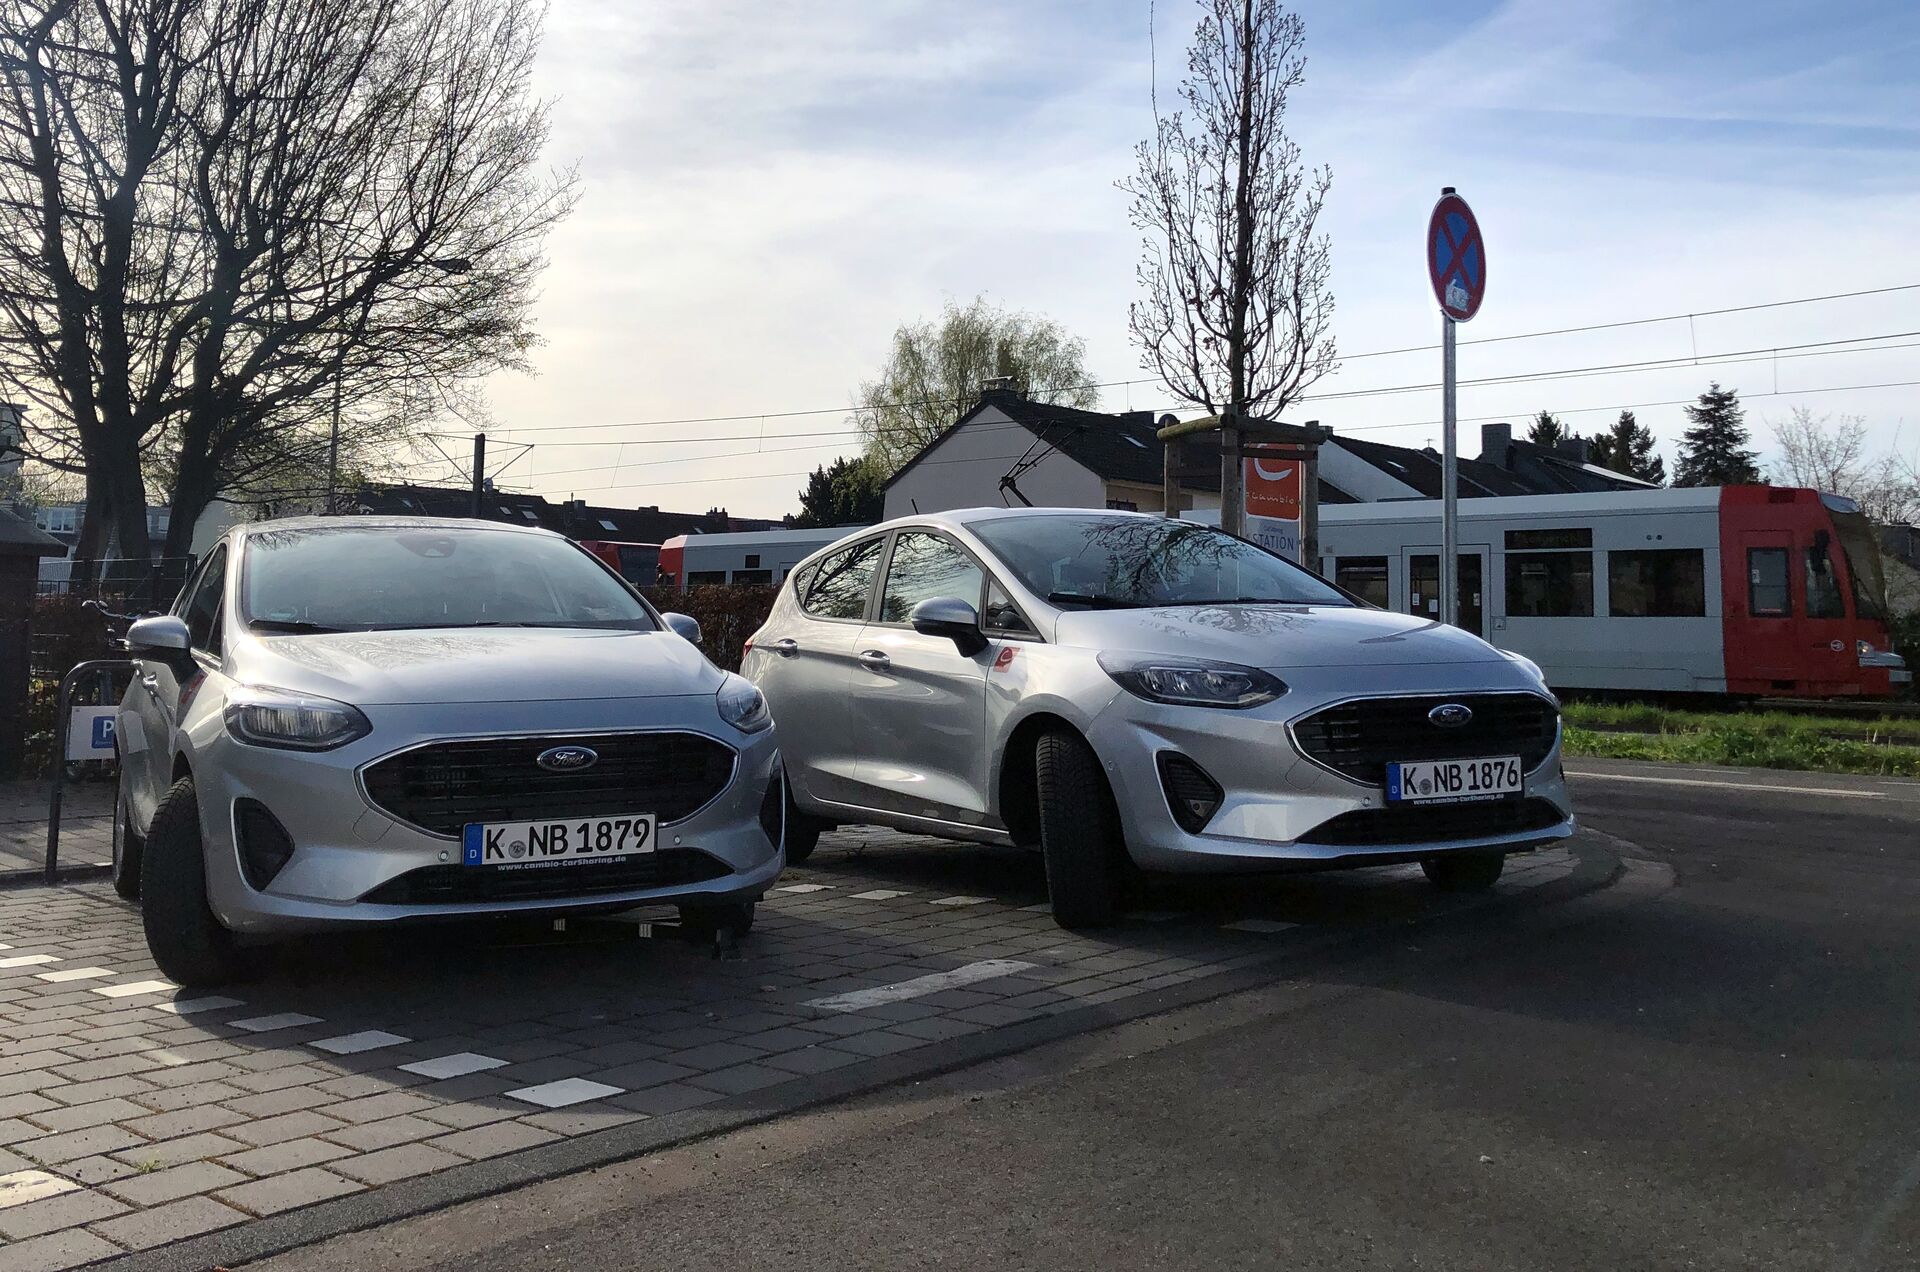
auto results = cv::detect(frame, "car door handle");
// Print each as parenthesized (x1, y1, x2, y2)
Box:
(857, 650, 891, 672)
(772, 638, 800, 658)
(140, 674, 160, 694)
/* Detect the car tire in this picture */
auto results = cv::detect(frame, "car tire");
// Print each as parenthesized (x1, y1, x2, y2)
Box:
(140, 777, 245, 986)
(1035, 727, 1124, 930)
(783, 783, 824, 865)
(111, 775, 144, 902)
(678, 900, 756, 938)
(1421, 852, 1506, 892)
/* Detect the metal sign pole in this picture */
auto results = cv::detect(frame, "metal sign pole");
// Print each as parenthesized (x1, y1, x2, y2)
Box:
(1441, 314, 1459, 628)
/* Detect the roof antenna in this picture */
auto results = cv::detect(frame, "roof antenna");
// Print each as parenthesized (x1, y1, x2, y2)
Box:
(910, 498, 920, 514)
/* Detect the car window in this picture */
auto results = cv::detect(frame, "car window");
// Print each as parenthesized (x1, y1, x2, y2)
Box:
(802, 538, 883, 621)
(241, 527, 656, 631)
(184, 546, 226, 655)
(879, 532, 985, 625)
(983, 579, 1034, 637)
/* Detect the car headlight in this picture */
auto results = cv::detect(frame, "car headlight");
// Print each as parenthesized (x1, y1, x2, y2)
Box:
(1097, 653, 1287, 709)
(1501, 649, 1548, 686)
(716, 673, 771, 733)
(224, 687, 370, 751)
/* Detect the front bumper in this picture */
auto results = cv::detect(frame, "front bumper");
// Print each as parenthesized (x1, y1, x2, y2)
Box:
(190, 698, 783, 935)
(1084, 671, 1575, 874)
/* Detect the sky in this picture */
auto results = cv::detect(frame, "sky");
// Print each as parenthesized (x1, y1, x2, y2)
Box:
(463, 0, 1920, 518)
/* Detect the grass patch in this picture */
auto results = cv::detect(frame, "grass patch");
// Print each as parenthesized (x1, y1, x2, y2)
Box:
(1562, 723, 1920, 778)
(1561, 700, 1920, 746)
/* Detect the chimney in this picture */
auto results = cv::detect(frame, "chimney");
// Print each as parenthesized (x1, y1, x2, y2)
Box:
(1479, 422, 1512, 468)
(1555, 436, 1589, 463)
(979, 375, 1020, 405)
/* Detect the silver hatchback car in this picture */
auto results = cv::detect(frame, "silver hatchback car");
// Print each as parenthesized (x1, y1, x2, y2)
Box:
(746, 508, 1574, 928)
(116, 517, 784, 985)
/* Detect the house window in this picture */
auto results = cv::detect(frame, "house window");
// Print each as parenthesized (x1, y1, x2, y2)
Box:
(599, 518, 618, 532)
(1334, 557, 1389, 608)
(1105, 499, 1139, 511)
(1608, 549, 1706, 617)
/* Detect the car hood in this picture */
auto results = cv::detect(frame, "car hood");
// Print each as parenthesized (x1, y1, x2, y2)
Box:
(1053, 604, 1512, 669)
(229, 627, 725, 706)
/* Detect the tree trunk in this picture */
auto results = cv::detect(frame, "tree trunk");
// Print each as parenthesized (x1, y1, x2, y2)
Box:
(1220, 0, 1260, 537)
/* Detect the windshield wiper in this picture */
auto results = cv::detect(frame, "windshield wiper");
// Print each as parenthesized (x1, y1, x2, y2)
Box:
(1046, 591, 1148, 610)
(248, 619, 346, 634)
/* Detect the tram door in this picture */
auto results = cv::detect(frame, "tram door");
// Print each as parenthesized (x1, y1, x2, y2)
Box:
(1404, 548, 1489, 638)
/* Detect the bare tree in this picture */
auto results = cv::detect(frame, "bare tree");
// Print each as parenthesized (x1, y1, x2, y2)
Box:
(1120, 0, 1335, 528)
(1768, 408, 1919, 523)
(0, 0, 574, 581)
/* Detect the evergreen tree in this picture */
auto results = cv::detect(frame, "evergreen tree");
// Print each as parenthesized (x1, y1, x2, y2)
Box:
(792, 456, 883, 528)
(1590, 410, 1666, 485)
(1673, 383, 1761, 487)
(1527, 410, 1564, 447)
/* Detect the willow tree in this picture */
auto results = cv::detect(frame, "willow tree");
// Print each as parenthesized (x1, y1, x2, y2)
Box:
(1121, 0, 1336, 529)
(0, 0, 574, 578)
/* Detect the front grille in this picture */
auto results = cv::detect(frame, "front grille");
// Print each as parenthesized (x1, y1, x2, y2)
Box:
(360, 849, 730, 905)
(1291, 693, 1558, 784)
(362, 732, 737, 837)
(1300, 797, 1564, 846)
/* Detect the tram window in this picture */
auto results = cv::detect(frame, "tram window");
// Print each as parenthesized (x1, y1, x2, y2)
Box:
(1746, 548, 1790, 618)
(1804, 536, 1845, 620)
(732, 569, 772, 585)
(1609, 550, 1706, 618)
(686, 570, 726, 586)
(1335, 557, 1390, 608)
(1505, 527, 1592, 551)
(1506, 552, 1593, 617)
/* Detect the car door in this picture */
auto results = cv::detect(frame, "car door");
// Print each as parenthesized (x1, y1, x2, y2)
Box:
(757, 535, 886, 808)
(130, 544, 226, 824)
(847, 530, 993, 825)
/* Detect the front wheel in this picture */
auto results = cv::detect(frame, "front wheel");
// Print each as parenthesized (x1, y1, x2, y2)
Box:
(678, 900, 756, 939)
(111, 772, 144, 901)
(1421, 852, 1506, 892)
(140, 777, 245, 986)
(1035, 728, 1125, 929)
(783, 784, 823, 866)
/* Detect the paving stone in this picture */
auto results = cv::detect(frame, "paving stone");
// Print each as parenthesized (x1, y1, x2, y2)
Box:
(88, 1194, 248, 1251)
(19, 1100, 147, 1136)
(45, 1076, 157, 1107)
(318, 1115, 442, 1153)
(517, 1107, 646, 1137)
(14, 1124, 148, 1166)
(101, 1158, 249, 1207)
(329, 1142, 465, 1185)
(313, 1072, 424, 1099)
(591, 1058, 697, 1089)
(662, 1041, 767, 1070)
(225, 1086, 336, 1119)
(411, 1100, 518, 1131)
(227, 1063, 337, 1094)
(223, 1110, 350, 1148)
(119, 1103, 247, 1141)
(396, 1052, 506, 1081)
(503, 1079, 623, 1110)
(684, 1064, 792, 1096)
(427, 1121, 560, 1161)
(0, 1170, 78, 1209)
(0, 1096, 58, 1121)
(46, 1055, 158, 1084)
(214, 1166, 362, 1216)
(0, 1226, 122, 1271)
(109, 1132, 246, 1170)
(215, 1137, 355, 1178)
(54, 1156, 136, 1187)
(607, 1083, 724, 1116)
(0, 1120, 45, 1146)
(0, 1187, 129, 1240)
(318, 1091, 437, 1125)
(761, 1046, 862, 1076)
(820, 1029, 928, 1059)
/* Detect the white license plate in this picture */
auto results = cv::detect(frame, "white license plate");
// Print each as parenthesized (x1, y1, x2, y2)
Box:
(1386, 757, 1522, 804)
(461, 814, 656, 867)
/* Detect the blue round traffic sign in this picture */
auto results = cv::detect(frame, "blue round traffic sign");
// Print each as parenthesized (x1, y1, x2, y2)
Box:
(1427, 190, 1485, 322)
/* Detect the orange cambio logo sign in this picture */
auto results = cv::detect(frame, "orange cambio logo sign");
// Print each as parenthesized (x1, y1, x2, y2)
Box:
(1244, 458, 1301, 521)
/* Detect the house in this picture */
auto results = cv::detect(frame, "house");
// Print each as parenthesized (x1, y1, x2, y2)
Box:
(880, 385, 1656, 520)
(343, 483, 784, 542)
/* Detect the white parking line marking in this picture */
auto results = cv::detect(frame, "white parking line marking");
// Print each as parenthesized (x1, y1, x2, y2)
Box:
(399, 1052, 508, 1080)
(228, 1012, 323, 1033)
(0, 955, 59, 969)
(805, 959, 1038, 1013)
(93, 980, 176, 999)
(35, 967, 114, 983)
(0, 1169, 79, 1209)
(929, 895, 991, 907)
(505, 1078, 625, 1109)
(776, 883, 834, 893)
(0, 943, 11, 950)
(850, 889, 912, 901)
(1223, 919, 1297, 934)
(311, 1030, 411, 1055)
(153, 996, 242, 1015)
(1018, 903, 1052, 914)
(1567, 770, 1886, 799)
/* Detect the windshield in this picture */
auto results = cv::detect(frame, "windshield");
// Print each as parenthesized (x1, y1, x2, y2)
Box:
(241, 526, 657, 632)
(969, 514, 1351, 609)
(1831, 510, 1890, 623)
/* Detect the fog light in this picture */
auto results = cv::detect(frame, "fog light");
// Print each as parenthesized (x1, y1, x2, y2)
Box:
(758, 767, 785, 848)
(1157, 753, 1223, 833)
(235, 799, 295, 890)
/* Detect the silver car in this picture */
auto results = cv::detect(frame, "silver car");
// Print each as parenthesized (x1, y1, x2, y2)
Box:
(746, 508, 1574, 928)
(115, 517, 783, 985)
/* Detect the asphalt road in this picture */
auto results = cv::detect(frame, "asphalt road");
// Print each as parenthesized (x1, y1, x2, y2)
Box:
(256, 759, 1920, 1272)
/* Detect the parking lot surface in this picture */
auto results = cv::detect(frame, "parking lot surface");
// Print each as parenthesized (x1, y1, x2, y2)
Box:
(0, 826, 1600, 1270)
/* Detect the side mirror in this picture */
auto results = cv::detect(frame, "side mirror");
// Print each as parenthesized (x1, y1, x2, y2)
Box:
(911, 596, 988, 657)
(127, 615, 194, 674)
(662, 612, 702, 645)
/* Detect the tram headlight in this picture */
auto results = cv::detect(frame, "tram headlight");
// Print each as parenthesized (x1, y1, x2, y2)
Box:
(1856, 639, 1875, 656)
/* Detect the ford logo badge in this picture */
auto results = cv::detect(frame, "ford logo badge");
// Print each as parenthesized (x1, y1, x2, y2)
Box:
(1428, 703, 1473, 728)
(536, 745, 599, 773)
